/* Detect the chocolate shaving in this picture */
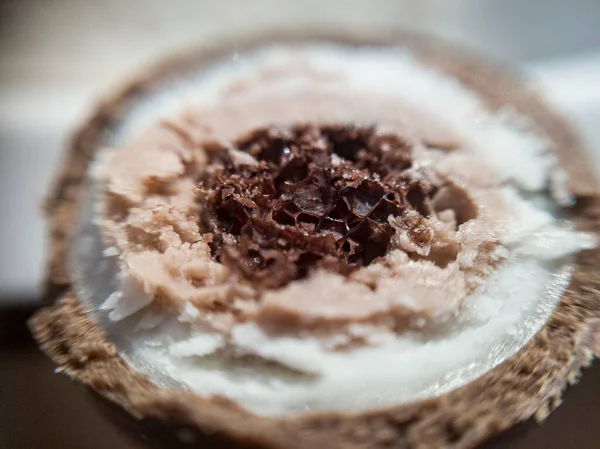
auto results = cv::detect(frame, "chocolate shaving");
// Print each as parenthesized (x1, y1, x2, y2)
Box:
(198, 125, 435, 289)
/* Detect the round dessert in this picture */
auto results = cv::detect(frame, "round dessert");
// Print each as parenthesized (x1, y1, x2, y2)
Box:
(31, 31, 600, 449)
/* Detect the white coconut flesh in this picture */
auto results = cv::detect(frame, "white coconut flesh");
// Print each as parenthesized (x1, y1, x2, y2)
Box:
(70, 44, 595, 417)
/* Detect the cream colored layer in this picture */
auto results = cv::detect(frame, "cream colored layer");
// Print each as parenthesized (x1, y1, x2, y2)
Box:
(88, 44, 596, 416)
(94, 47, 524, 337)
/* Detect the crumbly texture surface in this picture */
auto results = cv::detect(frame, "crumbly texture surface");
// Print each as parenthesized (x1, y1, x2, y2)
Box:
(200, 125, 428, 289)
(92, 59, 512, 337)
(31, 30, 600, 449)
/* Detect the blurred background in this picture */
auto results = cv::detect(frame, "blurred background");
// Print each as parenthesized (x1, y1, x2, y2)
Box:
(1, 1, 599, 448)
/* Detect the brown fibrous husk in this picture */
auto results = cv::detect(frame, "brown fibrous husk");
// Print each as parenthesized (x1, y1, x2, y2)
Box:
(30, 30, 600, 449)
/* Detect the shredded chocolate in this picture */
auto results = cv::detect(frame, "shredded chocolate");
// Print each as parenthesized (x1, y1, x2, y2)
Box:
(198, 125, 435, 288)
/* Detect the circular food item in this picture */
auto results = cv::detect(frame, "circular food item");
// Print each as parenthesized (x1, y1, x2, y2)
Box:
(30, 30, 600, 448)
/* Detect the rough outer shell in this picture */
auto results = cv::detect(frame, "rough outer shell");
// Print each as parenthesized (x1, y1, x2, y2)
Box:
(30, 29, 600, 449)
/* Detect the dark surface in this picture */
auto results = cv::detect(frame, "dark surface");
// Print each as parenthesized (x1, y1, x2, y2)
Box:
(1, 304, 599, 449)
(0, 305, 143, 449)
(201, 125, 425, 289)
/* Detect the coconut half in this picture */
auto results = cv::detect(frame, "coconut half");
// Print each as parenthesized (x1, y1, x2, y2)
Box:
(30, 30, 600, 449)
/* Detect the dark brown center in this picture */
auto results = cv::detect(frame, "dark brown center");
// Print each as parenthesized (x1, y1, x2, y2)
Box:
(198, 125, 434, 289)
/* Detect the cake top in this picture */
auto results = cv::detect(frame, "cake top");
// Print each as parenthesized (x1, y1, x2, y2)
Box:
(82, 44, 595, 416)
